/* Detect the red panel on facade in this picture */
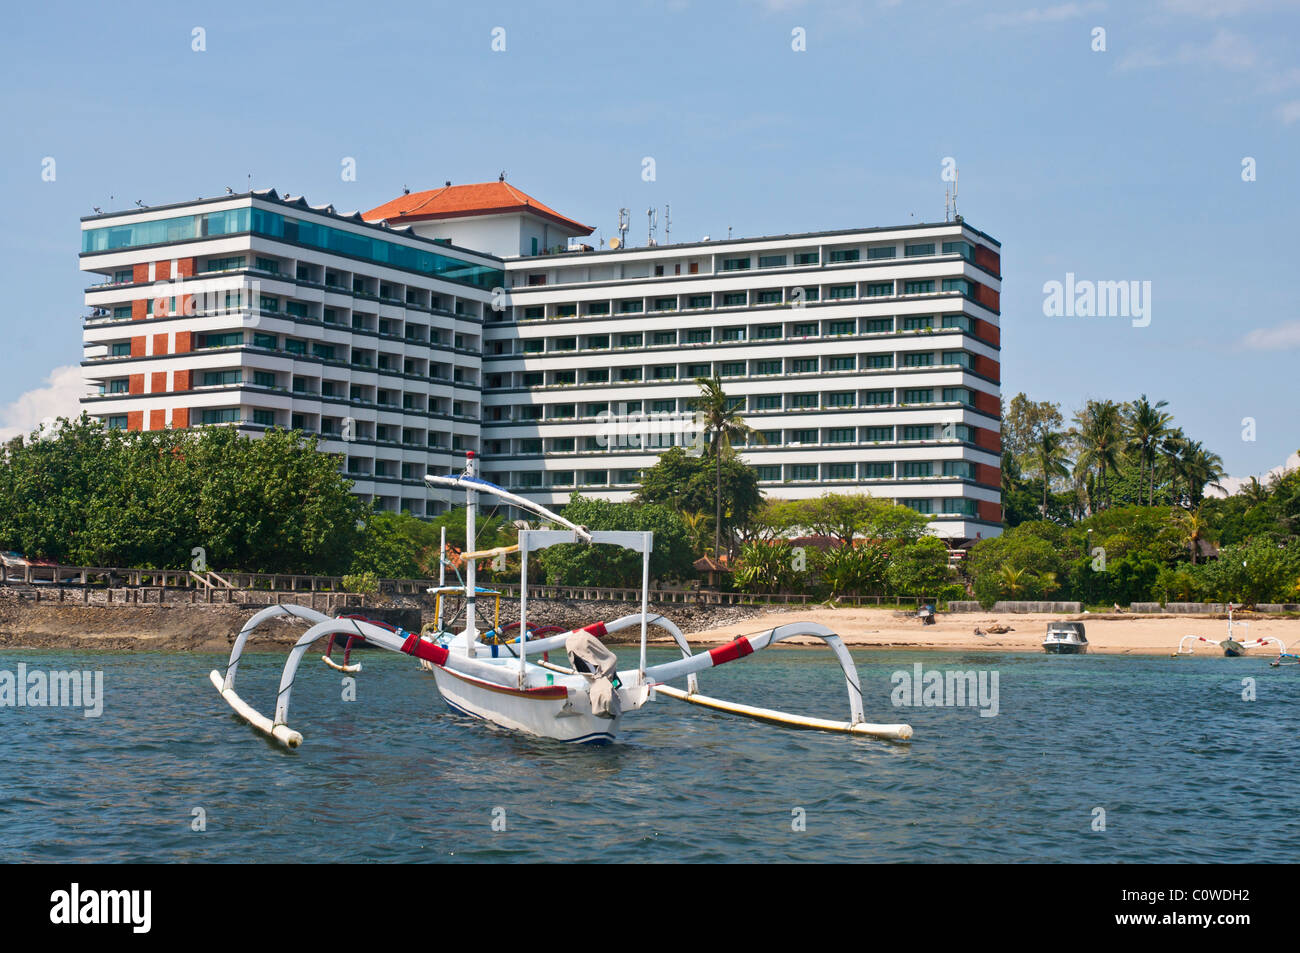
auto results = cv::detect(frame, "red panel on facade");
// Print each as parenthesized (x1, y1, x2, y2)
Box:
(132, 263, 149, 284)
(974, 283, 1000, 312)
(126, 411, 144, 432)
(174, 331, 193, 353)
(174, 369, 192, 391)
(974, 355, 1001, 382)
(152, 333, 169, 356)
(131, 299, 146, 321)
(978, 500, 1003, 523)
(976, 463, 1001, 487)
(974, 318, 1000, 347)
(179, 293, 194, 316)
(149, 409, 166, 431)
(156, 260, 172, 280)
(128, 373, 145, 395)
(150, 372, 167, 394)
(974, 390, 1001, 417)
(176, 257, 195, 278)
(975, 427, 1002, 453)
(974, 245, 1000, 275)
(130, 336, 146, 357)
(172, 407, 190, 429)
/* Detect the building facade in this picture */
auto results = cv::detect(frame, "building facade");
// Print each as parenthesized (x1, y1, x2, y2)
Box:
(79, 183, 1003, 540)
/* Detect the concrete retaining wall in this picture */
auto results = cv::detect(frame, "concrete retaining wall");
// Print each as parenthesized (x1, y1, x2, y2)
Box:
(948, 601, 1082, 613)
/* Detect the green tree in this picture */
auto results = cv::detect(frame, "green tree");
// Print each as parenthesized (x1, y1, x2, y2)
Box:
(885, 536, 952, 595)
(536, 494, 693, 586)
(692, 376, 762, 558)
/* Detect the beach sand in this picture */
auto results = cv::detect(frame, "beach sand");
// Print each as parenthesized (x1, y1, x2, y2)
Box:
(678, 608, 1300, 656)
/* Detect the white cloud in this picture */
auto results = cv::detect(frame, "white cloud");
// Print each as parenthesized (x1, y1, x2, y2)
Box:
(1118, 29, 1260, 72)
(1161, 0, 1284, 18)
(0, 366, 85, 442)
(1277, 99, 1300, 123)
(1239, 319, 1300, 350)
(1208, 452, 1300, 498)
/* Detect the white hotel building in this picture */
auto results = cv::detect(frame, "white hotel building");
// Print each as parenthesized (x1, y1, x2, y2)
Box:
(79, 181, 1004, 542)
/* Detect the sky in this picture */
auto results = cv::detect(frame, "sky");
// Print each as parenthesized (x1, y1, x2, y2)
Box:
(1, 0, 1297, 482)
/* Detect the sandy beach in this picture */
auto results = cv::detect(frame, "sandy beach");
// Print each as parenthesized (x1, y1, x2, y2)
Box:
(681, 608, 1300, 656)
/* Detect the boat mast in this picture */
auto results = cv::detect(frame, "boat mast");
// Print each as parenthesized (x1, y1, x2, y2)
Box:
(464, 451, 478, 647)
(436, 525, 446, 631)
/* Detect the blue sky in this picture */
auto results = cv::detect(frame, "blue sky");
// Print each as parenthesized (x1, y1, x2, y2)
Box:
(2, 0, 1297, 479)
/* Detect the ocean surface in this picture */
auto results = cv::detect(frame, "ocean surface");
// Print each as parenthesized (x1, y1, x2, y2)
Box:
(1, 644, 1296, 863)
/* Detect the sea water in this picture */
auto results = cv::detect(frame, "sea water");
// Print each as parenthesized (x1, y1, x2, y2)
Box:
(1, 647, 1296, 863)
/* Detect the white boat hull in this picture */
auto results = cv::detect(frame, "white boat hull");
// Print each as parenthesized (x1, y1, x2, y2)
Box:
(430, 664, 622, 744)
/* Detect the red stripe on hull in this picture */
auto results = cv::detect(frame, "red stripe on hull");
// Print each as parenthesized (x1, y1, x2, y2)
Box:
(437, 665, 570, 700)
(402, 634, 449, 665)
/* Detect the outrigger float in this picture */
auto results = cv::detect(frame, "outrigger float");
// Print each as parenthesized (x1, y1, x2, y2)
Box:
(209, 452, 912, 748)
(1172, 606, 1288, 660)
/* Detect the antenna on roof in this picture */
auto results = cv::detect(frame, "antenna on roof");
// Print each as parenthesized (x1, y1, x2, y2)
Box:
(664, 203, 671, 244)
(92, 206, 102, 214)
(135, 199, 147, 208)
(953, 168, 961, 223)
(617, 208, 629, 249)
(403, 185, 410, 195)
(646, 207, 657, 246)
(499, 171, 506, 182)
(225, 186, 234, 194)
(727, 225, 732, 239)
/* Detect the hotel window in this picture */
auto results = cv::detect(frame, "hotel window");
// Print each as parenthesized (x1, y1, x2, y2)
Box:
(754, 325, 782, 340)
(199, 331, 243, 348)
(110, 342, 131, 357)
(902, 462, 933, 479)
(864, 354, 893, 369)
(286, 301, 308, 318)
(108, 379, 129, 393)
(550, 404, 576, 419)
(685, 329, 711, 344)
(943, 351, 973, 369)
(653, 297, 678, 311)
(790, 428, 818, 445)
(653, 330, 676, 345)
(554, 337, 577, 351)
(587, 335, 610, 349)
(721, 327, 746, 341)
(826, 463, 855, 481)
(720, 361, 746, 376)
(112, 306, 132, 320)
(620, 333, 643, 347)
(523, 306, 544, 320)
(652, 365, 676, 380)
(862, 461, 893, 478)
(828, 285, 856, 300)
(619, 300, 644, 314)
(617, 469, 641, 484)
(942, 278, 973, 295)
(863, 389, 893, 405)
(313, 343, 335, 360)
(200, 408, 240, 425)
(754, 359, 782, 375)
(585, 369, 610, 383)
(828, 320, 855, 336)
(901, 498, 934, 514)
(515, 472, 542, 488)
(863, 426, 893, 442)
(618, 368, 643, 382)
(789, 464, 818, 481)
(944, 498, 978, 516)
(942, 241, 974, 260)
(753, 394, 782, 411)
(259, 295, 279, 312)
(904, 280, 935, 295)
(254, 257, 280, 274)
(687, 295, 711, 309)
(789, 358, 817, 374)
(722, 257, 751, 271)
(756, 290, 782, 305)
(864, 282, 894, 297)
(862, 317, 893, 333)
(828, 355, 855, 372)
(902, 316, 934, 331)
(284, 339, 306, 356)
(519, 406, 543, 420)
(585, 402, 609, 417)
(826, 392, 855, 408)
(754, 465, 781, 481)
(651, 399, 676, 413)
(758, 254, 787, 268)
(587, 302, 611, 315)
(555, 304, 578, 317)
(113, 269, 133, 282)
(686, 363, 711, 377)
(753, 429, 780, 446)
(582, 471, 608, 486)
(107, 415, 128, 430)
(943, 387, 973, 404)
(205, 256, 245, 272)
(523, 339, 544, 353)
(722, 292, 747, 307)
(788, 393, 818, 409)
(827, 427, 855, 443)
(867, 246, 896, 260)
(942, 315, 973, 332)
(902, 387, 934, 403)
(522, 372, 543, 387)
(554, 370, 576, 385)
(943, 461, 975, 478)
(903, 352, 934, 367)
(253, 409, 275, 426)
(904, 243, 935, 258)
(829, 249, 860, 263)
(552, 437, 576, 452)
(794, 251, 819, 265)
(792, 322, 818, 337)
(550, 471, 575, 486)
(798, 286, 820, 302)
(253, 371, 276, 388)
(902, 425, 935, 441)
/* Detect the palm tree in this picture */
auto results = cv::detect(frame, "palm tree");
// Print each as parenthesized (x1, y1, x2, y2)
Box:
(1179, 440, 1226, 507)
(1072, 400, 1123, 511)
(1032, 429, 1072, 518)
(998, 564, 1033, 598)
(680, 510, 713, 556)
(1241, 476, 1270, 509)
(1125, 395, 1172, 506)
(1176, 504, 1214, 565)
(694, 377, 762, 559)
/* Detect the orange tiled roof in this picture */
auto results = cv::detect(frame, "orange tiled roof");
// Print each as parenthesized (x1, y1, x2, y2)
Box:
(364, 181, 592, 234)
